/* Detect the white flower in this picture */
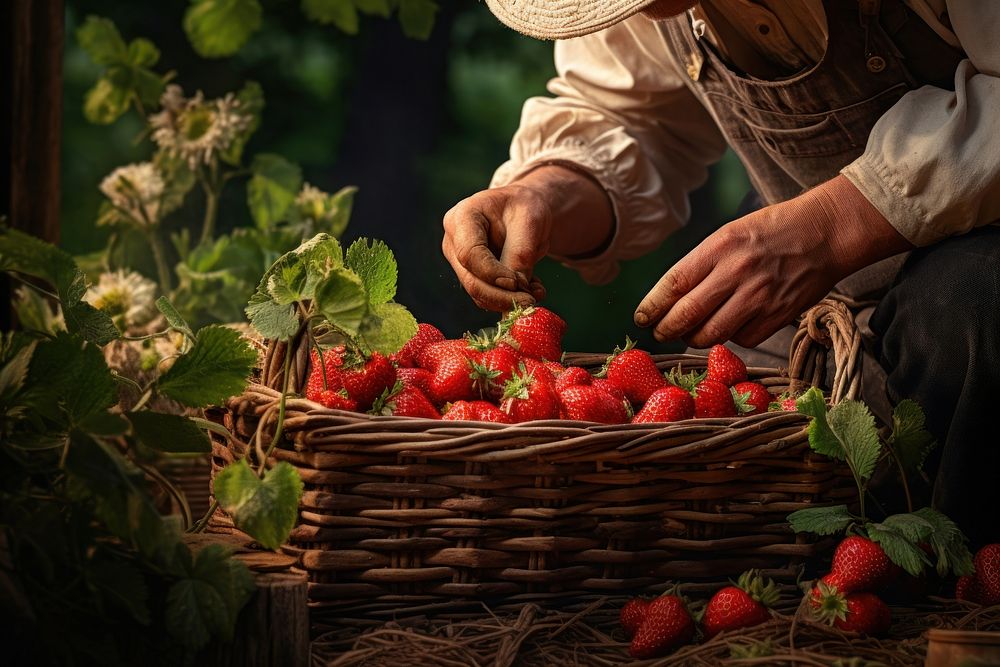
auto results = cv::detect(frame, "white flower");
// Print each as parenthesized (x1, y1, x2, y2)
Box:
(99, 162, 165, 226)
(85, 270, 159, 332)
(149, 84, 252, 169)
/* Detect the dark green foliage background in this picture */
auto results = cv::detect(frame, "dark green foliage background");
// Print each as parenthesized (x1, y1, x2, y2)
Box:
(62, 0, 749, 353)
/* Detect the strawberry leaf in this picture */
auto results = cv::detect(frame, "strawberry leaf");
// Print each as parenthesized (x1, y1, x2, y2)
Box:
(314, 267, 368, 337)
(302, 0, 360, 34)
(797, 387, 843, 460)
(359, 302, 417, 356)
(867, 517, 933, 577)
(345, 238, 397, 306)
(184, 0, 262, 58)
(247, 154, 302, 229)
(127, 412, 211, 453)
(398, 0, 438, 39)
(786, 505, 855, 536)
(214, 459, 303, 550)
(156, 326, 258, 408)
(828, 400, 881, 483)
(888, 399, 936, 474)
(912, 507, 974, 577)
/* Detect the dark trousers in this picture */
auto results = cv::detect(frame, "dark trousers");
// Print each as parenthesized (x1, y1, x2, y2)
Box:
(871, 225, 1000, 547)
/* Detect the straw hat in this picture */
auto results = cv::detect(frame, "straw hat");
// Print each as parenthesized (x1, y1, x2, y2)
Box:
(484, 0, 659, 40)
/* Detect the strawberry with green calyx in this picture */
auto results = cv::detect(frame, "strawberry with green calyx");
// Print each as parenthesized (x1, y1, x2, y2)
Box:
(706, 344, 747, 386)
(632, 385, 694, 423)
(338, 350, 397, 411)
(629, 594, 696, 659)
(601, 337, 667, 404)
(665, 364, 707, 392)
(810, 580, 891, 636)
(558, 385, 628, 424)
(519, 357, 557, 386)
(694, 379, 738, 418)
(391, 322, 445, 368)
(702, 570, 779, 639)
(499, 304, 566, 361)
(314, 388, 358, 412)
(769, 392, 800, 412)
(501, 363, 561, 423)
(620, 597, 650, 639)
(468, 340, 521, 401)
(370, 380, 439, 419)
(733, 381, 770, 415)
(442, 400, 512, 423)
(555, 366, 593, 392)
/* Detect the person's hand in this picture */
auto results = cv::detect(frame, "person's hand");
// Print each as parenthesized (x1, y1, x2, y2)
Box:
(633, 175, 913, 348)
(442, 165, 615, 312)
(442, 183, 551, 312)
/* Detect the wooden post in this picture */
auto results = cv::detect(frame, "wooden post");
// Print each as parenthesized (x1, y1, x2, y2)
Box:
(1, 0, 64, 329)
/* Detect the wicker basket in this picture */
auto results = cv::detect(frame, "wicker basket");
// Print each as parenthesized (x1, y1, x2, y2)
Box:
(208, 299, 860, 613)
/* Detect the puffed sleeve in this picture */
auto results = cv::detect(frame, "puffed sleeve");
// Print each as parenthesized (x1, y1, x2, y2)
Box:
(491, 16, 727, 284)
(840, 1, 1000, 246)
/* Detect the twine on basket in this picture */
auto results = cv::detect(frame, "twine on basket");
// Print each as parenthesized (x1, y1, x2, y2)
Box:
(788, 297, 863, 403)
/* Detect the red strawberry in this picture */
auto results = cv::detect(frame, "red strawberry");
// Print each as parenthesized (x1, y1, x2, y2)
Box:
(555, 366, 593, 392)
(558, 385, 628, 424)
(371, 382, 439, 419)
(305, 346, 346, 401)
(812, 581, 891, 635)
(501, 364, 561, 423)
(955, 575, 981, 603)
(706, 344, 747, 386)
(629, 595, 695, 659)
(314, 388, 357, 412)
(973, 543, 1000, 605)
(501, 305, 566, 361)
(543, 360, 566, 376)
(632, 385, 695, 423)
(340, 351, 397, 411)
(396, 367, 433, 395)
(442, 400, 511, 423)
(470, 342, 521, 401)
(770, 394, 800, 412)
(702, 570, 778, 639)
(428, 352, 479, 405)
(733, 381, 770, 415)
(603, 339, 667, 404)
(830, 536, 897, 594)
(620, 597, 650, 640)
(416, 339, 473, 372)
(391, 322, 445, 367)
(694, 379, 737, 418)
(519, 357, 557, 386)
(593, 378, 627, 403)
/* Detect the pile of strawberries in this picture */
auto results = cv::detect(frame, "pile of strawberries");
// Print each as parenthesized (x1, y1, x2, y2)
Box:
(303, 306, 789, 423)
(620, 538, 1000, 658)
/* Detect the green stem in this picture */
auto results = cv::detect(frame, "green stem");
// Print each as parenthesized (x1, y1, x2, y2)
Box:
(257, 347, 292, 476)
(122, 330, 172, 342)
(886, 447, 914, 513)
(131, 388, 154, 413)
(190, 499, 218, 534)
(5, 271, 60, 301)
(199, 162, 221, 246)
(309, 328, 328, 391)
(146, 228, 173, 294)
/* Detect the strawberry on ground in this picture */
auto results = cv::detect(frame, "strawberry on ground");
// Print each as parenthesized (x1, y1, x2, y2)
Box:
(811, 581, 891, 636)
(733, 381, 771, 415)
(370, 381, 439, 419)
(973, 543, 1000, 605)
(314, 388, 357, 412)
(702, 570, 779, 639)
(500, 305, 566, 361)
(829, 536, 898, 593)
(629, 595, 695, 659)
(694, 379, 738, 418)
(501, 364, 561, 423)
(620, 597, 650, 640)
(442, 400, 511, 423)
(706, 344, 748, 386)
(555, 366, 593, 392)
(558, 385, 628, 424)
(632, 385, 695, 423)
(956, 575, 981, 603)
(603, 338, 667, 405)
(339, 351, 397, 411)
(391, 322, 444, 368)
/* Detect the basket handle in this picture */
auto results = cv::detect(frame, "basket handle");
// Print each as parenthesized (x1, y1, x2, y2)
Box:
(787, 297, 863, 404)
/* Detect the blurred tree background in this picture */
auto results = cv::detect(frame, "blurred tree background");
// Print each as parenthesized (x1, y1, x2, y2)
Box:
(61, 0, 749, 353)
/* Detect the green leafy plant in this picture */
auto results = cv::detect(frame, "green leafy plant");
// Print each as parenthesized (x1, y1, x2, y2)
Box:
(76, 17, 357, 331)
(183, 0, 440, 59)
(0, 228, 302, 664)
(786, 387, 973, 578)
